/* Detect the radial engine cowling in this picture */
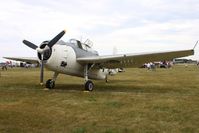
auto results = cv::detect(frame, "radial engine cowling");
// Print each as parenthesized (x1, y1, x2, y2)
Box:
(37, 41, 52, 61)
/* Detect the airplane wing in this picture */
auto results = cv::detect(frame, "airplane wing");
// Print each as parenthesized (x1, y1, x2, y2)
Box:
(3, 57, 38, 64)
(77, 49, 194, 68)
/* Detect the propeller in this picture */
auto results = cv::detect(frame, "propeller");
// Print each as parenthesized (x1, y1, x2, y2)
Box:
(22, 30, 66, 85)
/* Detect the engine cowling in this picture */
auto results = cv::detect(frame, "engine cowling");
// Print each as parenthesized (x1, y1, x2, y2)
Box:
(37, 41, 52, 61)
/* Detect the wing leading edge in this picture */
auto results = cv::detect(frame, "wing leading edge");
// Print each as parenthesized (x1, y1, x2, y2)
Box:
(77, 49, 194, 68)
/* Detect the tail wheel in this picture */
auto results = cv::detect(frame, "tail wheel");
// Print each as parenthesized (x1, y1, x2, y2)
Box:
(85, 80, 94, 91)
(46, 79, 55, 89)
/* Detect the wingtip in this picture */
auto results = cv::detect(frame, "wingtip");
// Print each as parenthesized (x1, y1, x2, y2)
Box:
(193, 40, 198, 50)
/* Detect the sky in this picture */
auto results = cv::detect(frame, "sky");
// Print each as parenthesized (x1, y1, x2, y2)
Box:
(1, 0, 199, 62)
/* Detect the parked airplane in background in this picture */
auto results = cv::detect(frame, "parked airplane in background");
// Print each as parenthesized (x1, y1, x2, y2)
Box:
(4, 30, 195, 91)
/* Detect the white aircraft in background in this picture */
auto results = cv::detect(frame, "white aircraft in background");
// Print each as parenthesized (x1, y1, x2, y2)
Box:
(4, 30, 195, 91)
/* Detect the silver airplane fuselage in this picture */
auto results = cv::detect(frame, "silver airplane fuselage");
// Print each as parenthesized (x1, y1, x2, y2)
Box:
(43, 40, 112, 80)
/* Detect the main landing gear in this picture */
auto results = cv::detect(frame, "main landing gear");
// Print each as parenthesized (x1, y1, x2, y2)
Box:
(84, 64, 94, 91)
(45, 64, 94, 91)
(45, 72, 58, 89)
(85, 80, 94, 91)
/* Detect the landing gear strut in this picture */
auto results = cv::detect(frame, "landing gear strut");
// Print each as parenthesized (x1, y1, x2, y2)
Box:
(45, 72, 59, 89)
(84, 64, 94, 91)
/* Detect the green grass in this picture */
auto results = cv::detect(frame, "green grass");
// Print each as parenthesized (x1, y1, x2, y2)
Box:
(0, 65, 199, 133)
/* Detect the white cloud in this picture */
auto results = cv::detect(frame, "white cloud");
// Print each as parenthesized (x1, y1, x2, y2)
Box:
(0, 0, 199, 61)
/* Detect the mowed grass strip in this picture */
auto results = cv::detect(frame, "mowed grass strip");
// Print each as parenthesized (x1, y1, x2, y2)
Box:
(0, 65, 199, 133)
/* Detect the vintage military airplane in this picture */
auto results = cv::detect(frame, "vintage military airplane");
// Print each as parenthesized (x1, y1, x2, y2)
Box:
(4, 30, 195, 91)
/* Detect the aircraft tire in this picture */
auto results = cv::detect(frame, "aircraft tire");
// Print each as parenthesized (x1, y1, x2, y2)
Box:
(85, 80, 94, 91)
(46, 79, 55, 89)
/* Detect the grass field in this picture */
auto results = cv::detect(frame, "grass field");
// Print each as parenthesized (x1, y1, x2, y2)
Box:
(0, 65, 199, 133)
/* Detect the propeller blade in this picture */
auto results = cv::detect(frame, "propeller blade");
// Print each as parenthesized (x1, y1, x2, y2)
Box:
(40, 54, 44, 85)
(23, 40, 38, 50)
(48, 30, 66, 48)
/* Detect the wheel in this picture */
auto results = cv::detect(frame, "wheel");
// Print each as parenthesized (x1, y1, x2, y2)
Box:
(46, 79, 55, 89)
(85, 80, 94, 91)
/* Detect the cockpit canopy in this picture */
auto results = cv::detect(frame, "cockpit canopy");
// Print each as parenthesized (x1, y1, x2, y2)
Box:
(68, 39, 98, 55)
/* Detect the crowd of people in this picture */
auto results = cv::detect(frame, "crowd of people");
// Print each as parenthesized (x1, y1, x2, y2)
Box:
(142, 61, 174, 70)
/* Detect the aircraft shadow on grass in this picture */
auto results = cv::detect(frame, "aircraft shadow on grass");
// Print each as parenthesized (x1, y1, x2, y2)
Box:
(53, 80, 186, 94)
